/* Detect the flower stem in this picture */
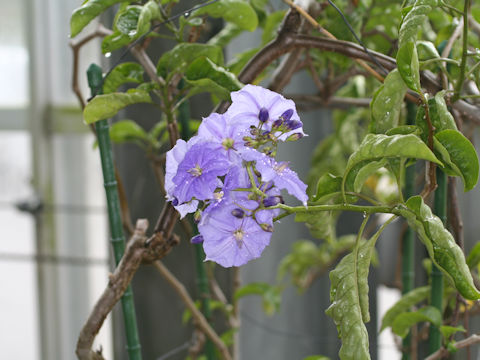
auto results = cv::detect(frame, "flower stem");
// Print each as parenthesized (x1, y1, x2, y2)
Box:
(87, 64, 142, 360)
(452, 0, 471, 103)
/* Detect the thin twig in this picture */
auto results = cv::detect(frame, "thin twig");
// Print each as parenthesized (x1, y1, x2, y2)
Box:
(452, 0, 471, 103)
(425, 334, 480, 360)
(153, 261, 232, 360)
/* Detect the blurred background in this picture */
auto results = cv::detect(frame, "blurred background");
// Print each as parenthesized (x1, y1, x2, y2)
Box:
(1, 1, 480, 359)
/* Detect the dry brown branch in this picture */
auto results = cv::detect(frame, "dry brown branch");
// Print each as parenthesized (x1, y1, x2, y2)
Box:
(69, 24, 112, 108)
(425, 334, 480, 360)
(76, 215, 181, 360)
(153, 261, 232, 360)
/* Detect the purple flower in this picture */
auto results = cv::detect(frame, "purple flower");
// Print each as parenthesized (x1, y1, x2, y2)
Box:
(240, 148, 308, 206)
(197, 112, 245, 164)
(165, 138, 200, 218)
(199, 199, 274, 267)
(227, 84, 306, 141)
(172, 142, 230, 204)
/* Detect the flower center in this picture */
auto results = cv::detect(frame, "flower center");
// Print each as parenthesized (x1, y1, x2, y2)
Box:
(233, 229, 244, 248)
(222, 137, 235, 150)
(213, 191, 224, 201)
(188, 164, 203, 177)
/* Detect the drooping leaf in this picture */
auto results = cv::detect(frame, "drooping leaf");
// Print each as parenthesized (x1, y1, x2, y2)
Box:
(435, 129, 479, 191)
(380, 286, 430, 332)
(70, 0, 129, 37)
(102, 31, 131, 54)
(391, 306, 442, 338)
(369, 69, 407, 134)
(156, 43, 223, 79)
(398, 196, 480, 300)
(103, 62, 144, 93)
(313, 173, 343, 203)
(325, 227, 385, 360)
(432, 137, 463, 178)
(430, 91, 457, 131)
(135, 0, 161, 37)
(193, 0, 258, 31)
(109, 119, 147, 143)
(417, 40, 440, 61)
(184, 57, 243, 100)
(342, 134, 441, 195)
(84, 89, 152, 124)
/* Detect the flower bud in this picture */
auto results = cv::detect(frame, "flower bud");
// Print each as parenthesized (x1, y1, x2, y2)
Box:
(193, 210, 202, 224)
(190, 234, 204, 244)
(231, 208, 245, 218)
(172, 198, 179, 206)
(286, 133, 304, 142)
(258, 107, 269, 122)
(284, 120, 302, 130)
(259, 223, 274, 232)
(272, 119, 283, 129)
(280, 109, 293, 121)
(262, 195, 284, 207)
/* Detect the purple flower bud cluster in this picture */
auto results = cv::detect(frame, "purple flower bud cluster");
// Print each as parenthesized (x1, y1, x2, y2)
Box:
(165, 85, 308, 267)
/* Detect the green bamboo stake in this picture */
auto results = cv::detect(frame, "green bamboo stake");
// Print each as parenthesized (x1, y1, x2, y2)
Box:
(87, 64, 143, 360)
(402, 102, 417, 360)
(178, 87, 216, 359)
(428, 167, 447, 354)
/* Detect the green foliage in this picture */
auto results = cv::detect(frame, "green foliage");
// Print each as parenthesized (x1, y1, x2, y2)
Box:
(440, 325, 465, 339)
(399, 196, 480, 300)
(325, 223, 384, 360)
(185, 57, 243, 100)
(342, 133, 441, 196)
(109, 120, 147, 144)
(303, 356, 330, 360)
(391, 306, 442, 338)
(70, 0, 129, 37)
(156, 43, 223, 79)
(234, 282, 282, 315)
(467, 242, 480, 268)
(279, 236, 356, 290)
(380, 286, 430, 331)
(103, 62, 144, 94)
(369, 69, 407, 134)
(192, 0, 258, 31)
(84, 88, 152, 124)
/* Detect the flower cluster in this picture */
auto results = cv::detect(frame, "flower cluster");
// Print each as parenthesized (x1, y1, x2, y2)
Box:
(165, 85, 308, 267)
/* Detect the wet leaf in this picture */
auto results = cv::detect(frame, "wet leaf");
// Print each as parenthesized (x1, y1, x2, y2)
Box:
(70, 0, 129, 38)
(109, 120, 147, 143)
(84, 89, 152, 124)
(103, 62, 144, 93)
(193, 0, 258, 31)
(369, 69, 407, 134)
(398, 196, 480, 300)
(435, 129, 479, 191)
(157, 43, 223, 79)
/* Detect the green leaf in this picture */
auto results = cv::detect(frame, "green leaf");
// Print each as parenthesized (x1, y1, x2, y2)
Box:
(417, 40, 440, 61)
(109, 120, 147, 143)
(325, 229, 384, 360)
(369, 69, 407, 134)
(440, 325, 465, 339)
(385, 125, 420, 136)
(70, 0, 128, 38)
(135, 0, 161, 37)
(103, 62, 144, 93)
(397, 40, 421, 93)
(234, 282, 282, 315)
(84, 89, 152, 124)
(262, 10, 286, 45)
(303, 356, 330, 360)
(185, 57, 243, 100)
(435, 129, 479, 191)
(398, 0, 437, 47)
(313, 173, 343, 203)
(467, 242, 480, 268)
(343, 134, 441, 195)
(354, 159, 388, 193)
(380, 286, 430, 332)
(391, 306, 442, 338)
(116, 6, 142, 35)
(193, 0, 258, 31)
(432, 137, 463, 178)
(156, 43, 223, 79)
(102, 31, 131, 54)
(430, 91, 457, 131)
(207, 23, 243, 47)
(398, 196, 480, 300)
